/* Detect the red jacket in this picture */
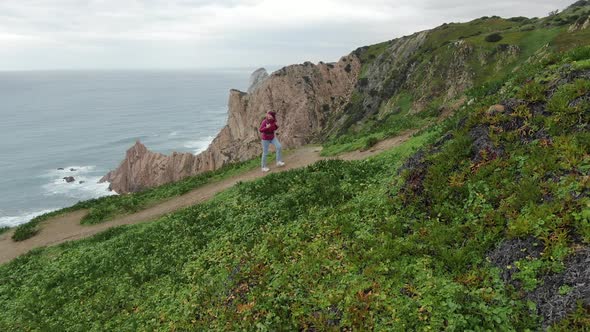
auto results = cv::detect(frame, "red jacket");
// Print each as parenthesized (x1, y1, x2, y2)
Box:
(259, 119, 278, 141)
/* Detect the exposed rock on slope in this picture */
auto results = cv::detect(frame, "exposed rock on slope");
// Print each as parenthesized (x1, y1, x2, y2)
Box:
(247, 68, 269, 93)
(490, 239, 590, 328)
(327, 28, 525, 137)
(101, 56, 360, 193)
(104, 5, 590, 194)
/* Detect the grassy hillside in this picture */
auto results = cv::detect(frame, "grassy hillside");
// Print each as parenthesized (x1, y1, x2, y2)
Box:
(9, 154, 264, 241)
(322, 3, 590, 155)
(9, 5, 590, 240)
(0, 43, 588, 331)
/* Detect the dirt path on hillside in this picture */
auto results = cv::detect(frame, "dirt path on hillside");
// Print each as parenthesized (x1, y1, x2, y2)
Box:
(0, 130, 416, 264)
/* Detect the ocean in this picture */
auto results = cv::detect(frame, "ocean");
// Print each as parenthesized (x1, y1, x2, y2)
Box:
(0, 69, 253, 228)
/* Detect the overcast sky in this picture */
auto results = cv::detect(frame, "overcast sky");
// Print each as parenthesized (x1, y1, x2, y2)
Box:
(0, 0, 576, 70)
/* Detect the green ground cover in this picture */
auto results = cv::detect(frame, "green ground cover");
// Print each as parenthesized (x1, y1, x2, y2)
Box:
(1, 47, 588, 330)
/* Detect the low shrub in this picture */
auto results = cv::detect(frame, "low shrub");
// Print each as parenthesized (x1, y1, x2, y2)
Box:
(485, 33, 503, 42)
(568, 45, 590, 61)
(361, 136, 379, 151)
(12, 224, 39, 241)
(517, 81, 546, 102)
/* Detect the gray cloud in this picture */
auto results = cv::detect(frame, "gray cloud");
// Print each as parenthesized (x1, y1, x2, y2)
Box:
(0, 0, 576, 70)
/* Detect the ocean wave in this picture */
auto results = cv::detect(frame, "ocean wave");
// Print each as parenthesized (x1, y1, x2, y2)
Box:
(184, 136, 214, 154)
(42, 175, 116, 199)
(40, 165, 117, 201)
(38, 165, 97, 179)
(0, 209, 57, 228)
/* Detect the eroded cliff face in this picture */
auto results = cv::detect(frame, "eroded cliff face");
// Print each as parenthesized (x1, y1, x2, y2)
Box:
(101, 55, 360, 193)
(325, 27, 529, 137)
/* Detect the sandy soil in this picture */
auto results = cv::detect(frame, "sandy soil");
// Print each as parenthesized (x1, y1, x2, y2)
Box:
(0, 130, 416, 264)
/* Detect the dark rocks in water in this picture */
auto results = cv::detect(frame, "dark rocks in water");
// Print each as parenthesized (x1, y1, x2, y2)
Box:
(57, 168, 64, 170)
(69, 168, 77, 172)
(78, 181, 85, 184)
(63, 176, 75, 183)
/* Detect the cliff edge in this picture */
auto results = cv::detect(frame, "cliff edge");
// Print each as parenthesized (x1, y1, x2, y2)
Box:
(101, 55, 360, 193)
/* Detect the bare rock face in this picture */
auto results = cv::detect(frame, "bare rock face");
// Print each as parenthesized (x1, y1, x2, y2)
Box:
(247, 68, 269, 93)
(568, 16, 590, 32)
(101, 55, 360, 193)
(100, 141, 215, 193)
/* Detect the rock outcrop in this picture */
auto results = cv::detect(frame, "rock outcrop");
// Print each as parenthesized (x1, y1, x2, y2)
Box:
(247, 68, 269, 93)
(568, 16, 590, 32)
(101, 55, 360, 193)
(100, 141, 210, 192)
(63, 176, 75, 183)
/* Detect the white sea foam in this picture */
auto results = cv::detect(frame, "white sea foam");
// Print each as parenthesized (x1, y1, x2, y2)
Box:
(184, 136, 214, 154)
(40, 165, 117, 200)
(39, 165, 97, 179)
(0, 209, 57, 228)
(42, 176, 115, 199)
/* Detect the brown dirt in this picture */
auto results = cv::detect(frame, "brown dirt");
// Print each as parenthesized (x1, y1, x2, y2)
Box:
(0, 130, 416, 265)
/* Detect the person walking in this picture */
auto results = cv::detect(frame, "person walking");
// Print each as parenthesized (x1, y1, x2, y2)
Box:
(259, 111, 285, 172)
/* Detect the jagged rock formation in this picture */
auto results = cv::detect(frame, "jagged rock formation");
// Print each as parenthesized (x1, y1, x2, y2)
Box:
(101, 56, 360, 193)
(103, 3, 590, 194)
(247, 68, 269, 93)
(326, 28, 526, 137)
(100, 141, 212, 192)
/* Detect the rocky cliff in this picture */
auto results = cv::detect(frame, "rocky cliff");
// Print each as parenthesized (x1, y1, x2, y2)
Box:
(101, 55, 360, 193)
(103, 3, 590, 194)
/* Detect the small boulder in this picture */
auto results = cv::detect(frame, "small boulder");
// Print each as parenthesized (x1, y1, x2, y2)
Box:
(57, 167, 64, 170)
(63, 176, 75, 183)
(486, 104, 505, 116)
(78, 181, 85, 184)
(69, 168, 77, 172)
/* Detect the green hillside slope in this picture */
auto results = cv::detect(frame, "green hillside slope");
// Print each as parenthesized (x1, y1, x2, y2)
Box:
(1, 5, 590, 331)
(322, 2, 590, 155)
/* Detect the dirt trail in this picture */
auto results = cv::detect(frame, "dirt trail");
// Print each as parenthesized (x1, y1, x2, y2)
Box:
(0, 131, 416, 264)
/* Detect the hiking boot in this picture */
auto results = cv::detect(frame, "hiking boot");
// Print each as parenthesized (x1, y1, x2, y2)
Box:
(276, 161, 285, 167)
(262, 167, 270, 172)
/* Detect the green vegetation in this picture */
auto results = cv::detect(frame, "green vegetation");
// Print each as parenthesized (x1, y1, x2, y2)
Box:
(1, 44, 589, 330)
(356, 41, 390, 78)
(361, 136, 379, 151)
(549, 301, 590, 331)
(0, 227, 8, 236)
(2, 3, 590, 329)
(11, 155, 262, 241)
(485, 32, 504, 42)
(79, 156, 263, 225)
(423, 17, 517, 50)
(12, 206, 83, 241)
(321, 92, 440, 156)
(324, 3, 587, 155)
